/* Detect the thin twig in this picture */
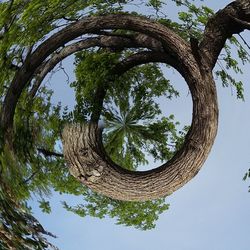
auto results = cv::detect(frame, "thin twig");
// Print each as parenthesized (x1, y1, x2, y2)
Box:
(22, 169, 40, 185)
(37, 148, 63, 158)
(59, 61, 70, 84)
(238, 33, 250, 51)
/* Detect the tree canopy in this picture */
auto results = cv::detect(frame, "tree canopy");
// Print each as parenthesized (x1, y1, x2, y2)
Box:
(0, 0, 250, 248)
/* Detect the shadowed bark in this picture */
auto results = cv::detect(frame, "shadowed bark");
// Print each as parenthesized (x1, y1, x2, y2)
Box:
(1, 1, 250, 201)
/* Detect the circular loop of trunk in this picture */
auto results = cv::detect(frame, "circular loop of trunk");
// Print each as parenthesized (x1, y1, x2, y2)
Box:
(62, 67, 218, 201)
(60, 17, 219, 201)
(0, 14, 219, 201)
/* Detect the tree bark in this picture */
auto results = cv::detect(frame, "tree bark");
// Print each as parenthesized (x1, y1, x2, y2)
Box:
(62, 48, 218, 201)
(1, 13, 192, 145)
(1, 1, 250, 201)
(61, 1, 250, 201)
(29, 34, 164, 99)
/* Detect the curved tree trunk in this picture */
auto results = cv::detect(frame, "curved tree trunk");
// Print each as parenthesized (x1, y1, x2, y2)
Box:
(57, 1, 250, 201)
(1, 1, 249, 201)
(62, 67, 218, 201)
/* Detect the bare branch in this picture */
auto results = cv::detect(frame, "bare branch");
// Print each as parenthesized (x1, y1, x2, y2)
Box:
(37, 148, 63, 158)
(29, 38, 101, 99)
(58, 61, 70, 84)
(230, 16, 250, 30)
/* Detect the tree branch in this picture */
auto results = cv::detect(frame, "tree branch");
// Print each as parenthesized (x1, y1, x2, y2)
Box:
(0, 10, 222, 201)
(37, 148, 63, 158)
(22, 169, 41, 185)
(199, 0, 250, 69)
(113, 51, 179, 75)
(29, 34, 164, 100)
(230, 16, 250, 30)
(89, 50, 179, 123)
(0, 14, 191, 148)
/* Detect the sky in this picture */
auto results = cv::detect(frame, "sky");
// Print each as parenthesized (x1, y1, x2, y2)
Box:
(29, 1, 250, 249)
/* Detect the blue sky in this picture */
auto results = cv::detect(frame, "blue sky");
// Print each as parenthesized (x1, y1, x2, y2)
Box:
(30, 1, 250, 249)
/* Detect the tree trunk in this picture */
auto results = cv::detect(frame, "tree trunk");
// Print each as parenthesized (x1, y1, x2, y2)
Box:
(60, 2, 250, 201)
(62, 65, 218, 201)
(1, 1, 249, 201)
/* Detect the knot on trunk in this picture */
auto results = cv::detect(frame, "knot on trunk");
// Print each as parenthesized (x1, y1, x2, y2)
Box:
(62, 123, 105, 184)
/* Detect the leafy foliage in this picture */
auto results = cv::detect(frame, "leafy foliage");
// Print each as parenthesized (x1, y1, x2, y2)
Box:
(62, 49, 187, 228)
(71, 50, 182, 169)
(63, 191, 169, 230)
(158, 1, 250, 99)
(0, 177, 57, 249)
(0, 0, 250, 248)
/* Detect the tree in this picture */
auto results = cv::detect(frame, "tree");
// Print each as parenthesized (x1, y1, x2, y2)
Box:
(0, 0, 250, 247)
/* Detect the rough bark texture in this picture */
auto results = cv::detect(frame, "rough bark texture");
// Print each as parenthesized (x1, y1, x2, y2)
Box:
(62, 63, 218, 201)
(1, 1, 250, 201)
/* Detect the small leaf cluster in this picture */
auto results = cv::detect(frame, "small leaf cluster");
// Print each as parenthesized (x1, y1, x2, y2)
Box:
(62, 190, 169, 230)
(69, 50, 120, 122)
(215, 37, 250, 100)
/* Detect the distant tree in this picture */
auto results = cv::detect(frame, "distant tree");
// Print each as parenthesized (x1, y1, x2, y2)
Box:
(0, 0, 250, 247)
